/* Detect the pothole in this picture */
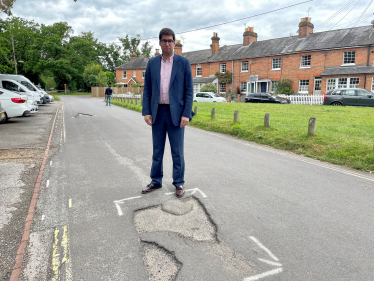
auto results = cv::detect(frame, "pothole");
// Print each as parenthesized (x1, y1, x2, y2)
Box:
(74, 113, 93, 118)
(134, 197, 217, 242)
(142, 241, 181, 281)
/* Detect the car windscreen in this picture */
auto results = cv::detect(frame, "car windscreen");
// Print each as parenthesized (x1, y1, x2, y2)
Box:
(20, 81, 37, 91)
(213, 94, 221, 97)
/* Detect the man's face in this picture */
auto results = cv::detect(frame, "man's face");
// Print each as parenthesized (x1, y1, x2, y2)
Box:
(159, 35, 175, 56)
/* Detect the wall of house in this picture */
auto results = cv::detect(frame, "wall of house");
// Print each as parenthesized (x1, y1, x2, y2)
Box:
(115, 69, 145, 84)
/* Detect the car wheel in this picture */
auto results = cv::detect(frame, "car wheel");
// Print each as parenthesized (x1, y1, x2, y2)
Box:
(0, 112, 8, 124)
(331, 102, 342, 106)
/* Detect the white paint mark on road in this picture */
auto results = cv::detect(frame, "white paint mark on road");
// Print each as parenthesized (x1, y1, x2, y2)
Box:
(41, 215, 45, 221)
(249, 236, 279, 261)
(114, 196, 142, 216)
(258, 258, 282, 267)
(243, 268, 283, 281)
(46, 180, 50, 187)
(69, 199, 72, 208)
(50, 161, 52, 166)
(164, 188, 207, 198)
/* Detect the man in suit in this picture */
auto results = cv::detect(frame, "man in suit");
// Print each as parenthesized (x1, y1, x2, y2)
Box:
(142, 28, 193, 198)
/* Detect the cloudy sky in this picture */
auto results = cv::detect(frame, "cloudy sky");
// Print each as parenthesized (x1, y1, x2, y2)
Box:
(3, 0, 374, 54)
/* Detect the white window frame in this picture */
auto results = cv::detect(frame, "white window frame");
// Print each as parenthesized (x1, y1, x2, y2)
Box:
(133, 70, 136, 77)
(240, 82, 247, 92)
(271, 81, 279, 93)
(272, 58, 281, 70)
(326, 77, 360, 91)
(300, 55, 311, 68)
(343, 51, 356, 65)
(220, 63, 226, 73)
(142, 70, 146, 79)
(241, 61, 248, 72)
(298, 79, 309, 93)
(220, 83, 226, 93)
(196, 65, 202, 77)
(122, 71, 127, 79)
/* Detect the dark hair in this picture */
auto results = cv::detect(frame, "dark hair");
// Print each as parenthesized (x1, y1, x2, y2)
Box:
(159, 28, 175, 41)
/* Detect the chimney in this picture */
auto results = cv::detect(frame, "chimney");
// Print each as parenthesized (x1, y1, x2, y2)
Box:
(298, 17, 314, 38)
(243, 27, 258, 46)
(155, 49, 160, 56)
(211, 32, 220, 55)
(131, 51, 137, 60)
(174, 40, 183, 55)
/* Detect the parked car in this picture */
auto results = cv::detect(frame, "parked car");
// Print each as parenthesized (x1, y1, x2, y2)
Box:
(0, 88, 30, 121)
(193, 92, 227, 102)
(0, 79, 39, 112)
(245, 93, 290, 104)
(323, 88, 374, 106)
(0, 101, 6, 124)
(48, 94, 54, 102)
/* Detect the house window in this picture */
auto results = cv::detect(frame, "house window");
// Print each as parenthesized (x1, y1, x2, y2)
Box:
(326, 78, 336, 91)
(142, 70, 145, 79)
(271, 81, 279, 93)
(272, 58, 281, 69)
(220, 83, 226, 93)
(220, 63, 226, 73)
(372, 77, 374, 91)
(196, 65, 202, 76)
(343, 51, 355, 64)
(122, 71, 127, 79)
(123, 84, 128, 88)
(133, 70, 136, 77)
(349, 77, 359, 88)
(338, 78, 347, 88)
(300, 55, 311, 67)
(299, 80, 309, 92)
(240, 82, 247, 92)
(241, 61, 248, 72)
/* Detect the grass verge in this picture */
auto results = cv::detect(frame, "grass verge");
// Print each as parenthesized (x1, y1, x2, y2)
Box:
(52, 95, 60, 101)
(110, 99, 374, 172)
(47, 91, 91, 95)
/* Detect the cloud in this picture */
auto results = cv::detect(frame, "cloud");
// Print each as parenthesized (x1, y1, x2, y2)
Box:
(8, 0, 374, 55)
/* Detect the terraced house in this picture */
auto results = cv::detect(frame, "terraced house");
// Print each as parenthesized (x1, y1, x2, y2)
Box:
(115, 17, 374, 95)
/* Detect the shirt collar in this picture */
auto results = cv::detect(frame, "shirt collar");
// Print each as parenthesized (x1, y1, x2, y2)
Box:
(161, 53, 174, 62)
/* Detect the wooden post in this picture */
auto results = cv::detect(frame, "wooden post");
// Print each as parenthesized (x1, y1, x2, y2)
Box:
(131, 98, 133, 104)
(264, 113, 270, 127)
(135, 99, 138, 105)
(228, 96, 231, 103)
(234, 110, 239, 122)
(237, 94, 240, 103)
(194, 106, 198, 116)
(141, 93, 143, 107)
(308, 117, 317, 136)
(211, 108, 216, 119)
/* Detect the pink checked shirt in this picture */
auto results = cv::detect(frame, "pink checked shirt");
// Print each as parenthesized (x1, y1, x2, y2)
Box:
(159, 53, 174, 104)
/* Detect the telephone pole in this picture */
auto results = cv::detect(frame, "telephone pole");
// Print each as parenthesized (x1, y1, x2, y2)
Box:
(11, 34, 17, 75)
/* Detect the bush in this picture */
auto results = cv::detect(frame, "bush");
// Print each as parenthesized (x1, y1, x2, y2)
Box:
(275, 79, 294, 95)
(131, 83, 142, 88)
(200, 83, 217, 93)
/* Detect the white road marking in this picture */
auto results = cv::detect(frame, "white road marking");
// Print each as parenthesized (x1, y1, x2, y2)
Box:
(258, 258, 282, 267)
(243, 268, 283, 281)
(114, 196, 142, 216)
(50, 161, 52, 166)
(249, 236, 279, 261)
(41, 215, 45, 221)
(69, 199, 72, 208)
(46, 180, 50, 187)
(164, 188, 207, 198)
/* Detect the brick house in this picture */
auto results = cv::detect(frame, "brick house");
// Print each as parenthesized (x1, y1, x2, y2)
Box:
(115, 53, 149, 87)
(115, 18, 374, 95)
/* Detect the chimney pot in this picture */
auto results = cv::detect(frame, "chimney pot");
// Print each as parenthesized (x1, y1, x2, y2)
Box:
(298, 17, 314, 38)
(211, 32, 220, 55)
(243, 27, 257, 46)
(174, 39, 183, 55)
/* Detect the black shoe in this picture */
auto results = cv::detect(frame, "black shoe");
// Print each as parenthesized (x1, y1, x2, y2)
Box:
(142, 183, 162, 194)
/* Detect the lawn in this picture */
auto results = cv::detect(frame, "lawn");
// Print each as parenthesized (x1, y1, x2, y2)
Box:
(110, 98, 374, 172)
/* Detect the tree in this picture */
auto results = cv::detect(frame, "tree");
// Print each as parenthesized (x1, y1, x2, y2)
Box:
(96, 71, 108, 87)
(118, 34, 153, 62)
(275, 79, 294, 95)
(214, 71, 232, 84)
(200, 83, 217, 93)
(0, 0, 17, 15)
(83, 63, 102, 87)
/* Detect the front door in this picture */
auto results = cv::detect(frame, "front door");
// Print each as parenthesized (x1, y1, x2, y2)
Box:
(313, 78, 322, 95)
(260, 82, 267, 92)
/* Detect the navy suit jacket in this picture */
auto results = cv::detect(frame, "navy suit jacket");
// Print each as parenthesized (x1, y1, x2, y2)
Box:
(142, 53, 194, 127)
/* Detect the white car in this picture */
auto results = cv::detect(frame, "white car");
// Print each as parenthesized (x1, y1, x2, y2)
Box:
(193, 92, 227, 102)
(0, 88, 31, 121)
(0, 79, 38, 113)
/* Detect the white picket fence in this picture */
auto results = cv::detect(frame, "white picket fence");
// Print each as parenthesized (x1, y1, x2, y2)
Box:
(278, 95, 324, 105)
(112, 93, 141, 98)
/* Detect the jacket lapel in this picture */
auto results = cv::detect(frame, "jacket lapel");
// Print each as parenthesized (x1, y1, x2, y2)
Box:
(155, 55, 161, 92)
(169, 54, 180, 87)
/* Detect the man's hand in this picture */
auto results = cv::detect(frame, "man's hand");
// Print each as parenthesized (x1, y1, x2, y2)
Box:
(144, 115, 152, 126)
(180, 117, 189, 128)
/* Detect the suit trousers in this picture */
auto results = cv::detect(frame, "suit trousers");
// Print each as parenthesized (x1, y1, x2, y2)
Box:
(150, 104, 185, 187)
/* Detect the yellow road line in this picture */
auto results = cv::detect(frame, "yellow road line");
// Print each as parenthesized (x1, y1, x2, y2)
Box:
(52, 227, 60, 281)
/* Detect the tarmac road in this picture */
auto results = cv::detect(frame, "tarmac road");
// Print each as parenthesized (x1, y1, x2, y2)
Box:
(18, 95, 374, 280)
